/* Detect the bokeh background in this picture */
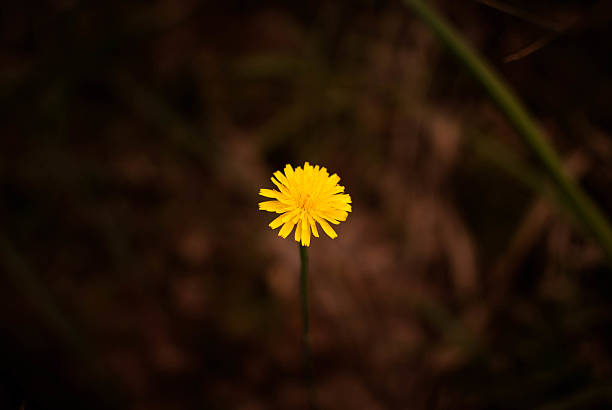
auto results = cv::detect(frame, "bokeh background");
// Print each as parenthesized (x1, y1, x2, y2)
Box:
(3, 0, 612, 409)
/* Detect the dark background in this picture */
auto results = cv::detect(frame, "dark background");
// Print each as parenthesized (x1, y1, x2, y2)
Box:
(3, 0, 612, 409)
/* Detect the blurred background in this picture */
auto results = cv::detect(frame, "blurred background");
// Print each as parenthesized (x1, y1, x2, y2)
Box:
(3, 0, 612, 409)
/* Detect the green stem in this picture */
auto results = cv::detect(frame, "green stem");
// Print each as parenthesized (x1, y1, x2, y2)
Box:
(403, 0, 612, 263)
(299, 244, 315, 409)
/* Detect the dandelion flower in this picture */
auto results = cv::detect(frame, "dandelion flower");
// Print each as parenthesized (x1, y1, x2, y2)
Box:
(259, 162, 352, 246)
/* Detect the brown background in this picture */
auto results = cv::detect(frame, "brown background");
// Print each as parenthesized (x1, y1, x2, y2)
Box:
(2, 1, 612, 409)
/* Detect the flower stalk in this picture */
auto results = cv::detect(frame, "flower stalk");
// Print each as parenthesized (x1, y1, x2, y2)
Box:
(299, 244, 315, 409)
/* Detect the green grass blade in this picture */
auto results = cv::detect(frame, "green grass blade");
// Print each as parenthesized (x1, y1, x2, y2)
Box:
(403, 0, 612, 262)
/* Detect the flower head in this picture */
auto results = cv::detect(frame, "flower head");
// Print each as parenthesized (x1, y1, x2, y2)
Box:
(259, 162, 352, 246)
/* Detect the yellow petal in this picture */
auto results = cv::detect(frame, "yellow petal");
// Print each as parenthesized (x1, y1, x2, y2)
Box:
(332, 202, 352, 212)
(294, 219, 302, 242)
(271, 176, 291, 197)
(307, 214, 319, 238)
(270, 209, 299, 229)
(283, 209, 300, 222)
(259, 200, 291, 213)
(279, 218, 297, 238)
(328, 194, 352, 205)
(325, 185, 345, 195)
(273, 171, 290, 187)
(259, 188, 281, 198)
(284, 164, 295, 181)
(294, 166, 304, 186)
(269, 213, 286, 229)
(319, 209, 348, 222)
(301, 215, 310, 246)
(339, 194, 352, 203)
(313, 215, 337, 239)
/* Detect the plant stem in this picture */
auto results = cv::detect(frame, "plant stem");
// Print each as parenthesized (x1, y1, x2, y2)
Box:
(403, 0, 612, 263)
(299, 244, 315, 409)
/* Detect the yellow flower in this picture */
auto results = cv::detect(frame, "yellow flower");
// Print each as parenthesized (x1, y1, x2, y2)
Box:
(259, 162, 352, 247)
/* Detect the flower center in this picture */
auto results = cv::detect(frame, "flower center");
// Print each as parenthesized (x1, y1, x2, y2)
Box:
(298, 194, 312, 211)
